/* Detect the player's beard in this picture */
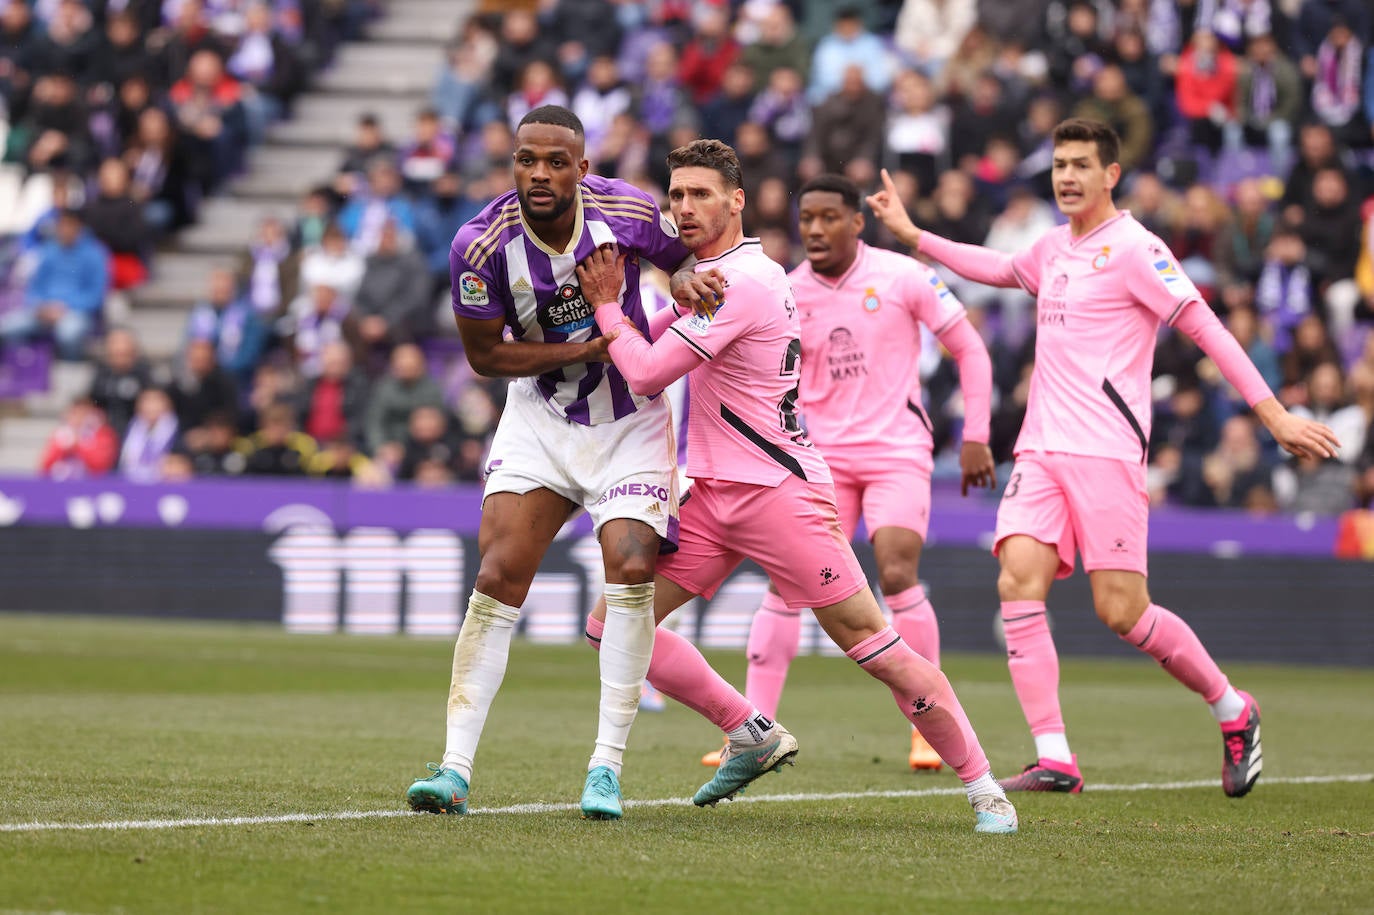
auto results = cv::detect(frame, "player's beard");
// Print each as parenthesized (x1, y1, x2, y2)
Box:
(518, 187, 576, 223)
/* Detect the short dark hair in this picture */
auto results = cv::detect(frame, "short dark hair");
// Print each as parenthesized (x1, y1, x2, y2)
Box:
(797, 174, 861, 211)
(666, 139, 742, 190)
(518, 105, 584, 138)
(1051, 117, 1120, 168)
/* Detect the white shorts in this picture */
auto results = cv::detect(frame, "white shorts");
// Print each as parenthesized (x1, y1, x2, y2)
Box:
(484, 379, 680, 546)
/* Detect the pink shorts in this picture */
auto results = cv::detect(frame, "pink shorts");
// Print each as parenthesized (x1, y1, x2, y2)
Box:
(657, 475, 867, 610)
(826, 450, 933, 541)
(993, 451, 1149, 579)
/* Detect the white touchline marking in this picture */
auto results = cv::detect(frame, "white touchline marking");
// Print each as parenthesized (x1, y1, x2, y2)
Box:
(2, 774, 1369, 834)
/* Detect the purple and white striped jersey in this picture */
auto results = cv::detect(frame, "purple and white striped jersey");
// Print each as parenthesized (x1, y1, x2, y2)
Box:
(450, 174, 690, 425)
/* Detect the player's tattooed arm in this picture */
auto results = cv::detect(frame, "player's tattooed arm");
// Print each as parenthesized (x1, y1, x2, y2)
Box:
(456, 314, 612, 376)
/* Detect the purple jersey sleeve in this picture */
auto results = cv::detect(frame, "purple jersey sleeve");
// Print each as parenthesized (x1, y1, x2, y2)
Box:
(599, 180, 690, 274)
(449, 227, 505, 322)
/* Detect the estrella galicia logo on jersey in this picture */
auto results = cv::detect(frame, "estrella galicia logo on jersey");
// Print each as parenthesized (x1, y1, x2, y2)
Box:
(1152, 258, 1183, 289)
(1093, 246, 1111, 270)
(539, 283, 596, 333)
(863, 287, 881, 312)
(459, 271, 489, 306)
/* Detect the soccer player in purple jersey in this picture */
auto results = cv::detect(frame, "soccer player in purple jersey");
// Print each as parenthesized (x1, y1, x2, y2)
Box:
(866, 118, 1340, 797)
(578, 139, 1018, 834)
(404, 106, 722, 820)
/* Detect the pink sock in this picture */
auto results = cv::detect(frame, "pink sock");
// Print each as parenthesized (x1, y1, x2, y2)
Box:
(888, 584, 939, 668)
(846, 627, 990, 781)
(1001, 601, 1065, 736)
(1123, 603, 1230, 703)
(586, 614, 751, 732)
(744, 591, 801, 719)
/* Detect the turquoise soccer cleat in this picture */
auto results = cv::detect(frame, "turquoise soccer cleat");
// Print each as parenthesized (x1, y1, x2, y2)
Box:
(406, 763, 469, 815)
(580, 765, 623, 820)
(692, 725, 798, 807)
(971, 794, 1019, 834)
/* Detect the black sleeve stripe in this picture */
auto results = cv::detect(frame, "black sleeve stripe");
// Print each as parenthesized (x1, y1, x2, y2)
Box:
(720, 404, 807, 481)
(1010, 261, 1035, 295)
(1166, 297, 1192, 325)
(669, 326, 714, 361)
(1102, 378, 1148, 464)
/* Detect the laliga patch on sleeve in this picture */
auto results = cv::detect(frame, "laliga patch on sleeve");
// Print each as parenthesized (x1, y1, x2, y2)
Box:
(459, 271, 489, 306)
(683, 311, 714, 335)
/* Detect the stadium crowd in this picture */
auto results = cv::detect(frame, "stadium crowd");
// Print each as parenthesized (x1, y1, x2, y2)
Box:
(8, 0, 1374, 518)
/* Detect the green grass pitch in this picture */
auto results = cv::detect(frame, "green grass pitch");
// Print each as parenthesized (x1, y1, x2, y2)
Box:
(2, 613, 1371, 914)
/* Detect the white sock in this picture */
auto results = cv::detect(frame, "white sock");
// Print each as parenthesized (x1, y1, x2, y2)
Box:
(726, 710, 776, 747)
(964, 772, 1005, 803)
(441, 591, 520, 783)
(1209, 686, 1246, 723)
(1034, 732, 1073, 765)
(592, 582, 656, 774)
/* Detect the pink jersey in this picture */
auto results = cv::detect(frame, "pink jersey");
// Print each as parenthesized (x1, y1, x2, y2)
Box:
(600, 239, 832, 487)
(1007, 211, 1202, 463)
(790, 241, 972, 455)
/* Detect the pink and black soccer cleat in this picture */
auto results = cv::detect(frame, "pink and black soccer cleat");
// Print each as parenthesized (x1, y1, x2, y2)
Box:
(999, 754, 1083, 793)
(1220, 691, 1262, 798)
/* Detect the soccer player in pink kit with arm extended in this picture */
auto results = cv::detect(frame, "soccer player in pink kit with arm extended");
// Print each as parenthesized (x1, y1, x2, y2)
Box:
(578, 139, 1018, 833)
(866, 118, 1340, 797)
(702, 173, 997, 773)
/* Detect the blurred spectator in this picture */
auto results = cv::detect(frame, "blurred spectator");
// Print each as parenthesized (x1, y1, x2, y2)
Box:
(1280, 122, 1351, 223)
(632, 41, 697, 181)
(296, 339, 369, 448)
(235, 214, 299, 320)
(892, 0, 975, 77)
(733, 120, 791, 205)
(884, 69, 948, 194)
(1280, 313, 1341, 390)
(1310, 17, 1368, 149)
(174, 409, 245, 475)
(923, 169, 990, 245)
(39, 397, 117, 479)
(947, 71, 1013, 167)
(87, 326, 154, 438)
(353, 219, 433, 354)
(88, 12, 153, 98)
(677, 2, 738, 105)
(123, 105, 198, 233)
(1226, 304, 1282, 394)
(397, 108, 457, 195)
(291, 186, 335, 250)
(82, 157, 151, 290)
(489, 9, 556, 98)
(1228, 32, 1302, 172)
(1045, 0, 1111, 95)
(1072, 64, 1153, 173)
(800, 64, 883, 185)
(1199, 414, 1276, 510)
(336, 158, 417, 255)
(414, 170, 480, 291)
(1256, 228, 1315, 355)
(287, 282, 355, 379)
(185, 266, 268, 390)
(572, 54, 632, 164)
(395, 403, 462, 483)
(237, 401, 316, 475)
(18, 73, 95, 174)
(337, 112, 395, 186)
(1215, 177, 1276, 287)
(299, 221, 365, 299)
(169, 49, 248, 192)
(364, 341, 444, 458)
(938, 22, 998, 99)
(1174, 28, 1238, 154)
(1298, 166, 1364, 337)
(807, 5, 893, 104)
(739, 3, 811, 85)
(118, 386, 179, 483)
(1112, 28, 1168, 130)
(430, 18, 499, 135)
(308, 435, 387, 484)
(225, 0, 305, 140)
(700, 61, 757, 151)
(1, 208, 109, 360)
(169, 337, 240, 432)
(505, 59, 569, 132)
(746, 65, 810, 164)
(1166, 184, 1229, 298)
(1291, 361, 1368, 464)
(1120, 171, 1178, 238)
